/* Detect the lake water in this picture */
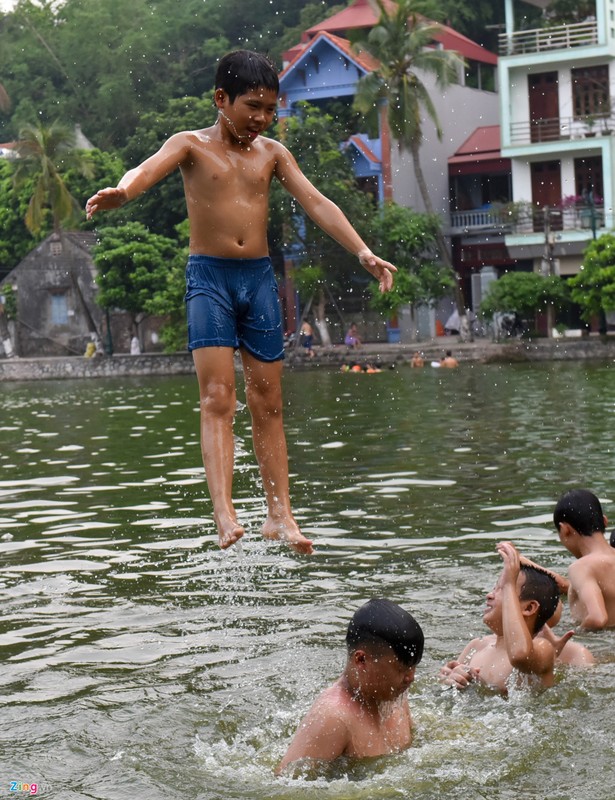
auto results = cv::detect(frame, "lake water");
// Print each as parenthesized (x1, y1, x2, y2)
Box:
(1, 361, 615, 799)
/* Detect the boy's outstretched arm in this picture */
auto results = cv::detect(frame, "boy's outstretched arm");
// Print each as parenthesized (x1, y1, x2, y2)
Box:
(275, 701, 350, 775)
(273, 143, 396, 292)
(519, 554, 570, 595)
(498, 542, 555, 677)
(85, 133, 190, 218)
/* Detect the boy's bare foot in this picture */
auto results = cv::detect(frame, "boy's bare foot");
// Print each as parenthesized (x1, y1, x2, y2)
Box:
(214, 510, 245, 549)
(262, 514, 314, 555)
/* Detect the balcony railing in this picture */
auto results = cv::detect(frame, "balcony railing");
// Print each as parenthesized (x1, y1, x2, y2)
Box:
(509, 114, 613, 146)
(451, 204, 607, 236)
(499, 20, 598, 56)
(450, 208, 512, 233)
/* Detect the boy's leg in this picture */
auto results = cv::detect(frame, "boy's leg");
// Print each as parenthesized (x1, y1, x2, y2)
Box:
(192, 346, 244, 549)
(240, 349, 313, 555)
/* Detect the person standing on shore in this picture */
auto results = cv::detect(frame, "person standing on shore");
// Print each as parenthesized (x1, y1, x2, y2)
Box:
(85, 50, 396, 554)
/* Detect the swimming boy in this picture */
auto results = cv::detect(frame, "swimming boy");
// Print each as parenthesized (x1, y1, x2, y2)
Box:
(439, 541, 559, 693)
(86, 50, 396, 554)
(524, 489, 615, 630)
(276, 598, 424, 775)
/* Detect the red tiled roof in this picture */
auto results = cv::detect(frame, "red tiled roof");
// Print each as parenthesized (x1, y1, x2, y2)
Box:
(304, 0, 387, 39)
(302, 0, 497, 66)
(448, 125, 501, 164)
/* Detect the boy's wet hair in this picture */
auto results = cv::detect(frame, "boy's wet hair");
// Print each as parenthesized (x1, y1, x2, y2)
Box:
(215, 49, 279, 103)
(346, 598, 424, 667)
(553, 489, 605, 537)
(519, 565, 559, 633)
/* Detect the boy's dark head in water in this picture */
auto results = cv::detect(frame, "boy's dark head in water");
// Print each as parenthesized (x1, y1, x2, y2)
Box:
(518, 565, 560, 634)
(554, 488, 606, 537)
(346, 598, 424, 667)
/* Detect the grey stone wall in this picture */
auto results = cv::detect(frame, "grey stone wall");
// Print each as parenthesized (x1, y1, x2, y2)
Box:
(2, 337, 615, 381)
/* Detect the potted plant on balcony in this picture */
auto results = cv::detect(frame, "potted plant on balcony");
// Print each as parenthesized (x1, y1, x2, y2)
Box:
(503, 200, 534, 232)
(585, 115, 597, 137)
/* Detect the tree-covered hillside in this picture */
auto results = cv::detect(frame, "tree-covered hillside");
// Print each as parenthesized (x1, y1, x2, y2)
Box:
(0, 0, 511, 147)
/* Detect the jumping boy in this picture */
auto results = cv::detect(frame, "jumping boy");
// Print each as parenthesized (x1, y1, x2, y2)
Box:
(276, 598, 424, 775)
(524, 489, 615, 630)
(86, 50, 396, 554)
(439, 541, 560, 693)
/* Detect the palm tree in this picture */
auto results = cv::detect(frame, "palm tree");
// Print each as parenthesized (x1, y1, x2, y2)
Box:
(13, 119, 92, 235)
(353, 0, 471, 338)
(0, 81, 9, 113)
(12, 120, 99, 347)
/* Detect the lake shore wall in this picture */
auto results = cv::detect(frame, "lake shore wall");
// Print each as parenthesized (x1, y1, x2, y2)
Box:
(2, 336, 615, 382)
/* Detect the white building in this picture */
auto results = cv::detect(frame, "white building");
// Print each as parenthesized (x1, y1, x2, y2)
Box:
(500, 0, 613, 277)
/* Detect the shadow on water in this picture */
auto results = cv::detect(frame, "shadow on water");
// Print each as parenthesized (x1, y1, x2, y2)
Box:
(1, 363, 615, 798)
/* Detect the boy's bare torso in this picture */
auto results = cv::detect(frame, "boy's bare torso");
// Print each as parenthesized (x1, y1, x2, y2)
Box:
(316, 681, 412, 758)
(462, 635, 553, 692)
(178, 126, 279, 258)
(569, 551, 615, 627)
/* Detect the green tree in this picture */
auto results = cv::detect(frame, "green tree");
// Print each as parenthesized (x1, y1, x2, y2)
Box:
(13, 119, 93, 235)
(270, 102, 376, 344)
(352, 0, 469, 335)
(568, 235, 615, 323)
(367, 202, 454, 337)
(142, 219, 190, 352)
(93, 222, 183, 339)
(121, 93, 217, 237)
(0, 159, 37, 277)
(480, 271, 569, 328)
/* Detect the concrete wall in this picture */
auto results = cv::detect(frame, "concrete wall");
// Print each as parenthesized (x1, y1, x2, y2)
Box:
(3, 337, 615, 381)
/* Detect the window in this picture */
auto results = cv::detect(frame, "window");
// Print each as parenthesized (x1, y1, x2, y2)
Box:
(50, 293, 69, 325)
(575, 156, 603, 201)
(572, 65, 610, 118)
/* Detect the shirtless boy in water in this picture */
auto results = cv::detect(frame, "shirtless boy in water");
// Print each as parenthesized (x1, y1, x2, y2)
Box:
(523, 489, 615, 630)
(276, 598, 424, 775)
(86, 50, 395, 553)
(439, 541, 559, 693)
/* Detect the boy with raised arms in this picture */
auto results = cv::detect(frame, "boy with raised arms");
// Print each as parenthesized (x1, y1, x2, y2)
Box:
(276, 598, 424, 775)
(86, 50, 396, 554)
(439, 541, 560, 693)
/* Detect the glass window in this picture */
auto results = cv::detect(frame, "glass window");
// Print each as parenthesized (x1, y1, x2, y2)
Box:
(50, 293, 68, 325)
(572, 65, 610, 118)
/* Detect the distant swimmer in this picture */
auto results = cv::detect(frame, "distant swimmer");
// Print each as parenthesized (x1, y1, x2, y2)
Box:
(440, 350, 459, 368)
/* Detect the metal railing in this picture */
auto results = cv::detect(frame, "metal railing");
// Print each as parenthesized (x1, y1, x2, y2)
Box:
(451, 204, 608, 235)
(499, 20, 598, 56)
(449, 208, 511, 232)
(509, 114, 613, 145)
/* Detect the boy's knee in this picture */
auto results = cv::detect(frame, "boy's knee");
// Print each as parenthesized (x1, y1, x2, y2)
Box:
(201, 382, 235, 416)
(246, 384, 282, 417)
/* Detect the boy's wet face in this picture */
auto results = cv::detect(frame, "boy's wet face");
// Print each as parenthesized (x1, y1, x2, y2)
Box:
(360, 646, 416, 702)
(216, 87, 278, 143)
(483, 573, 527, 632)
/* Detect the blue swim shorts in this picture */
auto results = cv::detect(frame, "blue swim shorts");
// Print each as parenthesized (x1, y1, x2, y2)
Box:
(185, 254, 284, 362)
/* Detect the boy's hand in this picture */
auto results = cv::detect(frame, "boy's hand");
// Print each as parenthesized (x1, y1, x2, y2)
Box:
(539, 622, 575, 657)
(85, 187, 128, 219)
(357, 250, 397, 293)
(497, 540, 521, 586)
(439, 660, 479, 690)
